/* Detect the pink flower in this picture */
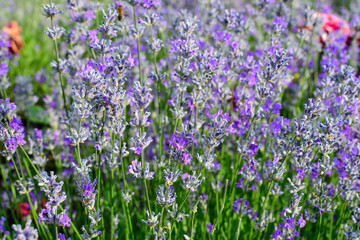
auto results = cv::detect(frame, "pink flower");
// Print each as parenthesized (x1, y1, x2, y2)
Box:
(315, 13, 351, 36)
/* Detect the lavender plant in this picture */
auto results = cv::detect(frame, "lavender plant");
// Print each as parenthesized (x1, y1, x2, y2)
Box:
(1, 0, 360, 239)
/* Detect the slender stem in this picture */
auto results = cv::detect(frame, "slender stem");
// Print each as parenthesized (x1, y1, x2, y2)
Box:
(316, 179, 324, 240)
(216, 192, 219, 215)
(210, 180, 229, 237)
(97, 111, 106, 212)
(19, 145, 41, 178)
(110, 169, 114, 239)
(148, 10, 163, 160)
(317, 213, 323, 240)
(143, 168, 152, 214)
(133, 5, 142, 85)
(50, 17, 69, 119)
(258, 181, 274, 220)
(179, 190, 191, 211)
(125, 203, 134, 240)
(190, 210, 196, 240)
(235, 217, 242, 240)
(117, 158, 130, 239)
(120, 139, 134, 240)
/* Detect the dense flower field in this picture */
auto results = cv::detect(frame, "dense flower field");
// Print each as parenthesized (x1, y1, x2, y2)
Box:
(1, 0, 360, 239)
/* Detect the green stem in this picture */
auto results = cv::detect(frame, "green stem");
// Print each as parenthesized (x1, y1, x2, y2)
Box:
(97, 112, 106, 212)
(50, 17, 69, 119)
(117, 157, 131, 240)
(179, 190, 191, 211)
(143, 171, 152, 214)
(190, 210, 196, 240)
(133, 5, 142, 85)
(210, 180, 229, 237)
(125, 203, 134, 240)
(110, 169, 114, 239)
(235, 217, 242, 240)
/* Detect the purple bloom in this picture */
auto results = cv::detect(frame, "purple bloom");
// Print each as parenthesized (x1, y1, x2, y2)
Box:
(0, 216, 9, 238)
(0, 63, 9, 77)
(206, 223, 213, 234)
(182, 152, 192, 165)
(127, 53, 135, 68)
(278, 207, 288, 216)
(181, 173, 189, 181)
(34, 129, 42, 139)
(58, 233, 71, 240)
(83, 183, 95, 197)
(233, 199, 252, 216)
(272, 225, 282, 239)
(84, 10, 96, 21)
(167, 96, 175, 107)
(60, 214, 71, 228)
(284, 218, 295, 230)
(127, 160, 141, 176)
(208, 58, 218, 70)
(132, 146, 143, 155)
(295, 169, 306, 180)
(298, 214, 306, 228)
(273, 16, 287, 33)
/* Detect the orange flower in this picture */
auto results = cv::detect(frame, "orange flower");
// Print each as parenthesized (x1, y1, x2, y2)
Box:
(2, 21, 24, 54)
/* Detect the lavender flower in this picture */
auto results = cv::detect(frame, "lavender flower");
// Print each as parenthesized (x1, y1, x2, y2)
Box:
(141, 211, 161, 228)
(12, 219, 38, 240)
(35, 171, 70, 228)
(0, 217, 9, 239)
(127, 159, 154, 180)
(42, 3, 63, 18)
(156, 185, 177, 207)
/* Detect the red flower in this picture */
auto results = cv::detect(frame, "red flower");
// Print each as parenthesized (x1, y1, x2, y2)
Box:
(14, 202, 30, 218)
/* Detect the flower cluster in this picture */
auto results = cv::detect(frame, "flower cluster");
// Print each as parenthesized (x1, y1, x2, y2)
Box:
(1, 0, 360, 239)
(35, 171, 71, 229)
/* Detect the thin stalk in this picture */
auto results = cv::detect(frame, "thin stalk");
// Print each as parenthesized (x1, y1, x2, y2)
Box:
(189, 196, 201, 240)
(19, 145, 42, 178)
(316, 179, 324, 240)
(125, 203, 134, 240)
(96, 111, 106, 212)
(110, 169, 114, 239)
(148, 10, 163, 160)
(190, 210, 196, 240)
(235, 217, 242, 240)
(210, 180, 229, 238)
(133, 5, 142, 85)
(215, 192, 219, 216)
(50, 17, 69, 119)
(179, 190, 191, 211)
(142, 156, 152, 214)
(117, 159, 131, 240)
